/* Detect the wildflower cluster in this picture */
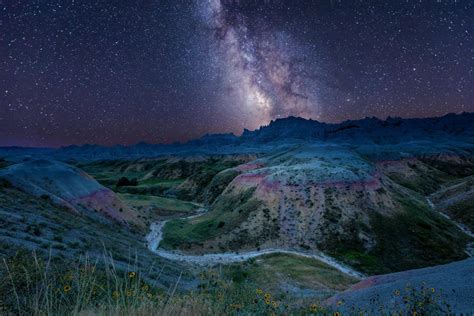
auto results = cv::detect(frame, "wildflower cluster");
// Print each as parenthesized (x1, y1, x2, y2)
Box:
(307, 300, 339, 315)
(398, 283, 450, 315)
(254, 288, 283, 313)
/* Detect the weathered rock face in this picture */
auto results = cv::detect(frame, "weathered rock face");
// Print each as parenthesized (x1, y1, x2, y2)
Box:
(206, 145, 384, 250)
(0, 159, 138, 226)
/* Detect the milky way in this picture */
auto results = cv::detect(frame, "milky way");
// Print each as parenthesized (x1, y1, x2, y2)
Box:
(1, 1, 473, 146)
(199, 0, 321, 128)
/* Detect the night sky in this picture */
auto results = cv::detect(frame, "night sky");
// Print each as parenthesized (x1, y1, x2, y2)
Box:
(1, 1, 473, 147)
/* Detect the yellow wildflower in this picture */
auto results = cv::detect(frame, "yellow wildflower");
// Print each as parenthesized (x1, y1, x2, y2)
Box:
(63, 284, 71, 293)
(128, 271, 136, 278)
(394, 289, 400, 296)
(310, 303, 318, 312)
(256, 288, 263, 295)
(264, 293, 271, 300)
(265, 299, 271, 305)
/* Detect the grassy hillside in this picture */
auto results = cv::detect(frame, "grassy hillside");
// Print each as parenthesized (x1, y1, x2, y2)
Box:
(161, 188, 259, 250)
(444, 196, 474, 231)
(368, 194, 468, 273)
(0, 182, 191, 289)
(312, 187, 470, 275)
(223, 253, 358, 298)
(430, 175, 474, 231)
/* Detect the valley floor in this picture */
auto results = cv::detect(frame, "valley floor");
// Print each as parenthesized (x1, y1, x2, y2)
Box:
(146, 209, 365, 279)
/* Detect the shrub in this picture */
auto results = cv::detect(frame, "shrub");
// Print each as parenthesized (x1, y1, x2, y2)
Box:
(40, 194, 51, 200)
(116, 177, 138, 187)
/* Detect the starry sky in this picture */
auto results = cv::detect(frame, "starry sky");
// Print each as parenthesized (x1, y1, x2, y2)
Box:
(1, 0, 473, 147)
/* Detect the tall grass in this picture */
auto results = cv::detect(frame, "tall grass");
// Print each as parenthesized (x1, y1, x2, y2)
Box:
(0, 249, 453, 315)
(0, 249, 290, 315)
(2, 249, 166, 315)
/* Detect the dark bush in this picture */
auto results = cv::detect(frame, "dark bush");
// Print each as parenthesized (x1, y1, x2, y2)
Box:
(116, 177, 138, 187)
(40, 194, 50, 200)
(0, 179, 12, 188)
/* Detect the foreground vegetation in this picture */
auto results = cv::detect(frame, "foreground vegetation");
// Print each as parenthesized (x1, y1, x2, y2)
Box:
(0, 249, 454, 315)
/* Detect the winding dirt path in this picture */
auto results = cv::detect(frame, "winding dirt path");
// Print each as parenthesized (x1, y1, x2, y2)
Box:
(146, 209, 366, 279)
